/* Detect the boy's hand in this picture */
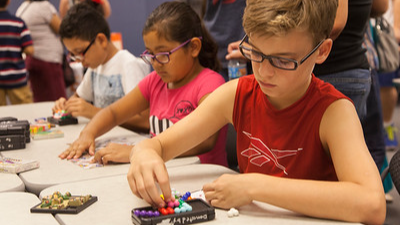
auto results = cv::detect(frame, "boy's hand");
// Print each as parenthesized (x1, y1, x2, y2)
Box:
(65, 97, 96, 118)
(92, 143, 133, 164)
(203, 174, 252, 209)
(59, 133, 96, 159)
(127, 147, 171, 208)
(52, 97, 67, 114)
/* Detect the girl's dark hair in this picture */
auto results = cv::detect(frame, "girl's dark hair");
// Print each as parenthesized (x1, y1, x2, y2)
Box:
(143, 1, 221, 72)
(59, 3, 110, 41)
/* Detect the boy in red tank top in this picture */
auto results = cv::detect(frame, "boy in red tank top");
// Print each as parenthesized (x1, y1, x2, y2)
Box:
(126, 0, 386, 224)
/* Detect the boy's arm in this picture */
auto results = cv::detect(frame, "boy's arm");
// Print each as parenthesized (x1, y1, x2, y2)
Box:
(127, 80, 237, 207)
(203, 99, 385, 224)
(177, 92, 220, 157)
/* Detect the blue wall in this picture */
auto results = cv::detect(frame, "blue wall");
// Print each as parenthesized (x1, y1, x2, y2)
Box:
(7, 0, 168, 56)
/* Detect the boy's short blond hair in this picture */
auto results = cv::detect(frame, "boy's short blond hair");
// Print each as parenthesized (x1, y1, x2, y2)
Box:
(243, 0, 338, 45)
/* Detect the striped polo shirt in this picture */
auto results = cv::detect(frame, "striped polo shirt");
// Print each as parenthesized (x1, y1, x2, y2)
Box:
(0, 10, 33, 89)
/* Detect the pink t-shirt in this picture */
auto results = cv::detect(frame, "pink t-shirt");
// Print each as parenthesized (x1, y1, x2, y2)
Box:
(138, 68, 228, 167)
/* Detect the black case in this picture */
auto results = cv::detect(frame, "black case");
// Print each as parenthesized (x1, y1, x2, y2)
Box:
(0, 120, 30, 143)
(0, 135, 26, 150)
(131, 199, 215, 225)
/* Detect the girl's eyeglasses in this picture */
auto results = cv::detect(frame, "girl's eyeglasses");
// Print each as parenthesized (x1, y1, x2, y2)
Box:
(239, 34, 324, 71)
(140, 37, 202, 65)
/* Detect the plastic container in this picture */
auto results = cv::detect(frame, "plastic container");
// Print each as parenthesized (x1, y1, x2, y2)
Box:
(228, 58, 247, 80)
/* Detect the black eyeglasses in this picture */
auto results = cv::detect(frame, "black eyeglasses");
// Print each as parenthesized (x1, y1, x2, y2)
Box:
(69, 36, 96, 61)
(140, 37, 202, 65)
(239, 34, 324, 70)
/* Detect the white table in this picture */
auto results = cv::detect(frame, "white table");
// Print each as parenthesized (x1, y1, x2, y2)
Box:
(0, 192, 59, 225)
(0, 102, 199, 195)
(0, 173, 24, 192)
(39, 164, 360, 225)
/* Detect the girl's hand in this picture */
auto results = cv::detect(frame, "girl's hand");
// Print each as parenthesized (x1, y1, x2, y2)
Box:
(92, 143, 133, 164)
(203, 174, 253, 209)
(127, 147, 171, 208)
(65, 97, 96, 118)
(59, 132, 96, 159)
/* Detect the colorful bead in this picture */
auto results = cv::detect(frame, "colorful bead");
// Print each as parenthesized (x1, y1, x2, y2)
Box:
(160, 208, 168, 215)
(168, 201, 175, 208)
(136, 189, 197, 218)
(167, 207, 175, 214)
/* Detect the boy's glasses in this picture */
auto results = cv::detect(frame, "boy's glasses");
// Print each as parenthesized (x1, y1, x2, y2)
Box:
(69, 37, 96, 61)
(140, 37, 202, 65)
(239, 34, 324, 71)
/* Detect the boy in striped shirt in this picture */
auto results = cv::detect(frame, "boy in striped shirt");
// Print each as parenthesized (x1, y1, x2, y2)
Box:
(0, 0, 34, 105)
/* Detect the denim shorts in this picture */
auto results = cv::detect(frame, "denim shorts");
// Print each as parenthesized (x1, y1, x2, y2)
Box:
(378, 68, 400, 87)
(317, 68, 371, 120)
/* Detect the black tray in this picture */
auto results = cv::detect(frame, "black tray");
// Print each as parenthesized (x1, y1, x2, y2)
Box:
(131, 199, 215, 225)
(47, 116, 78, 126)
(30, 196, 97, 214)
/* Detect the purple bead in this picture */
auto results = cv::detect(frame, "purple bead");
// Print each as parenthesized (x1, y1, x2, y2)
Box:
(140, 210, 147, 217)
(134, 210, 141, 217)
(146, 211, 153, 217)
(153, 211, 160, 217)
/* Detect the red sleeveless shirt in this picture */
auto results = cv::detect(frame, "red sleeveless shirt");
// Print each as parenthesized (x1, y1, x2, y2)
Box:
(233, 75, 351, 181)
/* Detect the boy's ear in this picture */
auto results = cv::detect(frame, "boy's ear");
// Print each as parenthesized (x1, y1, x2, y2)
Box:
(189, 37, 202, 57)
(315, 39, 333, 65)
(97, 33, 109, 48)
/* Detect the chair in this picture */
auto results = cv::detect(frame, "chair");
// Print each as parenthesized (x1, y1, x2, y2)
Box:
(381, 150, 400, 195)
